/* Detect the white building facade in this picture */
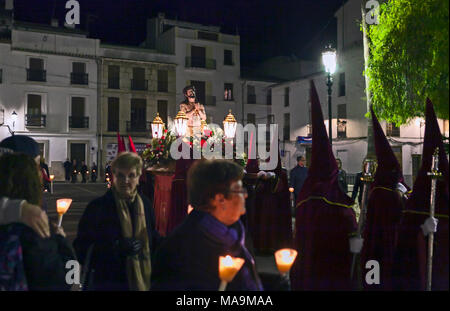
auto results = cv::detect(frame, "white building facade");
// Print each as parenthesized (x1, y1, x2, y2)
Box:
(145, 13, 242, 126)
(0, 22, 100, 181)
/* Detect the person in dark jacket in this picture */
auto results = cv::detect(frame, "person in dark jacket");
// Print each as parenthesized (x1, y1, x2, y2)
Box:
(289, 156, 308, 201)
(0, 153, 74, 291)
(80, 161, 88, 183)
(351, 171, 363, 205)
(73, 152, 162, 291)
(151, 160, 263, 291)
(63, 158, 72, 182)
(91, 162, 98, 183)
(40, 158, 51, 192)
(71, 159, 78, 183)
(336, 159, 348, 194)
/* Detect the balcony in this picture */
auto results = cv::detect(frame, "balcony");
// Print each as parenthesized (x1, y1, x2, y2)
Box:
(25, 114, 46, 127)
(126, 121, 151, 133)
(69, 116, 89, 129)
(247, 94, 256, 104)
(27, 69, 46, 82)
(71, 72, 89, 85)
(131, 79, 148, 91)
(108, 78, 120, 89)
(204, 95, 216, 106)
(157, 81, 168, 92)
(185, 57, 216, 70)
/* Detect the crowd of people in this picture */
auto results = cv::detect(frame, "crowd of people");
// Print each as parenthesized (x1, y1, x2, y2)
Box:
(0, 82, 447, 291)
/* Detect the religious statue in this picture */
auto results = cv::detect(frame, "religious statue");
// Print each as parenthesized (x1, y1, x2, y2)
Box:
(179, 85, 207, 136)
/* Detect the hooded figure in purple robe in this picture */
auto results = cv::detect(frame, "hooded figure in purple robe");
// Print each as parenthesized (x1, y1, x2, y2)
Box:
(360, 106, 410, 290)
(290, 80, 357, 290)
(393, 99, 449, 290)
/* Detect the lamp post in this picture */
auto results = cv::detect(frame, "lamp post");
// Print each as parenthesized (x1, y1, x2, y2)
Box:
(322, 45, 337, 146)
(11, 110, 17, 134)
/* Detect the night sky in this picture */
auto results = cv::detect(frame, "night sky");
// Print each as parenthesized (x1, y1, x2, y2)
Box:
(13, 0, 345, 67)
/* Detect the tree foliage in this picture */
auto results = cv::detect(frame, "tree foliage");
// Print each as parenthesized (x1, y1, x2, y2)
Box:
(367, 0, 449, 125)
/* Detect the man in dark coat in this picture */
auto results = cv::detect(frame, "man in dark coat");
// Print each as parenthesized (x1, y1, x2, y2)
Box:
(63, 158, 71, 182)
(71, 159, 78, 183)
(80, 161, 88, 183)
(91, 162, 98, 183)
(74, 152, 162, 291)
(151, 160, 263, 291)
(290, 81, 357, 291)
(351, 171, 363, 206)
(393, 99, 449, 290)
(289, 156, 308, 202)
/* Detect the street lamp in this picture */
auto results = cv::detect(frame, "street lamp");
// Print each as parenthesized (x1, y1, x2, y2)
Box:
(11, 110, 17, 133)
(322, 45, 337, 145)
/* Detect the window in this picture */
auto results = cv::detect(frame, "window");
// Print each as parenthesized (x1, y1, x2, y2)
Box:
(224, 83, 233, 101)
(157, 100, 168, 125)
(284, 87, 290, 107)
(71, 62, 88, 85)
(267, 114, 275, 124)
(224, 50, 233, 66)
(108, 65, 120, 89)
(247, 85, 256, 104)
(107, 97, 119, 132)
(339, 72, 346, 97)
(247, 113, 255, 125)
(129, 98, 147, 131)
(131, 68, 147, 91)
(157, 70, 168, 92)
(26, 94, 45, 127)
(283, 113, 290, 141)
(337, 104, 347, 138)
(27, 58, 46, 82)
(70, 97, 88, 128)
(266, 89, 272, 105)
(0, 68, 2, 83)
(386, 122, 400, 137)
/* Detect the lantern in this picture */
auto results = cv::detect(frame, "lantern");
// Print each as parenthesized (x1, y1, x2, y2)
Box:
(174, 110, 188, 137)
(218, 255, 245, 291)
(223, 109, 237, 139)
(151, 112, 165, 139)
(274, 248, 298, 275)
(322, 45, 337, 75)
(56, 198, 72, 227)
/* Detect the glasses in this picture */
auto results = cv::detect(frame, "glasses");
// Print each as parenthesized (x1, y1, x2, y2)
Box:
(229, 187, 248, 196)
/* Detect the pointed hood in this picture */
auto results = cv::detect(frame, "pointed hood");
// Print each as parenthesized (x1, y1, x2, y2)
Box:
(408, 98, 449, 213)
(245, 132, 260, 173)
(117, 132, 126, 153)
(128, 135, 137, 153)
(308, 80, 338, 181)
(370, 106, 405, 187)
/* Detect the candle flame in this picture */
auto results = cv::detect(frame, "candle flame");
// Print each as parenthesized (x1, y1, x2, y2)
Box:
(219, 255, 245, 282)
(187, 205, 193, 214)
(56, 198, 72, 215)
(274, 248, 298, 274)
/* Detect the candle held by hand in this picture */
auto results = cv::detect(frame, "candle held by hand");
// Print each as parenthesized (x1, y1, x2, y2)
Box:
(219, 255, 245, 283)
(274, 248, 298, 274)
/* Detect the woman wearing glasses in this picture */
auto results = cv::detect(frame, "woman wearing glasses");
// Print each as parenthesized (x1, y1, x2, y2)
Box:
(151, 159, 263, 291)
(74, 152, 162, 291)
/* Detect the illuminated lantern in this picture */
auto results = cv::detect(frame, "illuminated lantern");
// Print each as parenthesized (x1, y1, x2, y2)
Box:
(274, 248, 298, 275)
(174, 110, 188, 137)
(151, 112, 165, 139)
(223, 109, 237, 139)
(322, 45, 337, 75)
(218, 255, 245, 291)
(56, 198, 72, 227)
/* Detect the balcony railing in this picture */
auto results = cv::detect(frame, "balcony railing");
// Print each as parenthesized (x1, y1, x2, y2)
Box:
(157, 81, 168, 92)
(27, 69, 46, 82)
(108, 78, 120, 89)
(126, 121, 151, 133)
(107, 119, 119, 132)
(71, 72, 89, 85)
(25, 114, 46, 127)
(247, 94, 256, 104)
(69, 116, 89, 129)
(131, 79, 148, 91)
(204, 95, 216, 106)
(185, 57, 216, 70)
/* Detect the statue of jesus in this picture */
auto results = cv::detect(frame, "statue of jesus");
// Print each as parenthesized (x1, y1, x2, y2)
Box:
(179, 85, 206, 136)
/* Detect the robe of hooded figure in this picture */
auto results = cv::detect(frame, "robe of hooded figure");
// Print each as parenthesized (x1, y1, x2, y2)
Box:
(290, 80, 357, 291)
(360, 106, 410, 290)
(393, 99, 449, 290)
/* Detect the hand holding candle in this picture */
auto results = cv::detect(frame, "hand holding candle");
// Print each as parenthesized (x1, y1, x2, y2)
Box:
(274, 248, 298, 275)
(56, 198, 72, 227)
(218, 255, 245, 291)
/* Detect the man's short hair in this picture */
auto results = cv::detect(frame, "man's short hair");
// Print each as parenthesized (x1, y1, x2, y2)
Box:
(111, 151, 143, 174)
(0, 135, 40, 158)
(187, 160, 244, 212)
(297, 156, 305, 162)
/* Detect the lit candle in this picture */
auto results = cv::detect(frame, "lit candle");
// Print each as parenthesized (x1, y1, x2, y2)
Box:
(50, 175, 55, 194)
(218, 255, 245, 291)
(50, 175, 55, 181)
(187, 204, 193, 214)
(56, 198, 72, 227)
(289, 187, 294, 193)
(274, 248, 298, 275)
